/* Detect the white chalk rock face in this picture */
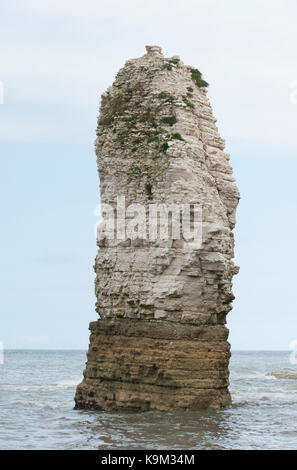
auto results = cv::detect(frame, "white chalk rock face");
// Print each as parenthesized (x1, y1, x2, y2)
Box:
(75, 46, 240, 411)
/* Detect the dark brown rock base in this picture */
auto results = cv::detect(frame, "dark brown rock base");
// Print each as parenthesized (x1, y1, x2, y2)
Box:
(75, 318, 231, 411)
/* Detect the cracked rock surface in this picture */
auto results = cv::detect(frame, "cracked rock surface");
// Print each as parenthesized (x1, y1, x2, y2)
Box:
(75, 46, 240, 411)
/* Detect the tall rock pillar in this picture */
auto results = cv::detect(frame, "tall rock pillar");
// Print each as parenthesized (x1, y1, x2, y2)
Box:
(75, 46, 240, 411)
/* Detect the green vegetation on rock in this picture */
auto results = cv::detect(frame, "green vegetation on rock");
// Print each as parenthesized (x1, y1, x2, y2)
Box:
(157, 92, 174, 103)
(182, 95, 195, 109)
(160, 115, 177, 126)
(170, 133, 184, 141)
(190, 68, 209, 88)
(160, 142, 169, 152)
(145, 183, 153, 200)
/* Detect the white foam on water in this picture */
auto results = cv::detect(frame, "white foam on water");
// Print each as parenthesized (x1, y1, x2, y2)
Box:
(1, 378, 80, 393)
(266, 370, 297, 380)
(11, 399, 66, 410)
(56, 379, 80, 390)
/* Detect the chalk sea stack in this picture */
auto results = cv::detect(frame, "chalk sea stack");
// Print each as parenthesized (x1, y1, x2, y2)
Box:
(75, 46, 240, 411)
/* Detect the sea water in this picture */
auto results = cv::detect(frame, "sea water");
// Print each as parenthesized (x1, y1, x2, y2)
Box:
(0, 350, 296, 449)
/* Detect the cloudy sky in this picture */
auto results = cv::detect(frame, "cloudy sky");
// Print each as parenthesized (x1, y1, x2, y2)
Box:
(1, 0, 297, 350)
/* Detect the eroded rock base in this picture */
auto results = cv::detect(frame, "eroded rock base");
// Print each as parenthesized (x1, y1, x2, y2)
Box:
(75, 319, 231, 411)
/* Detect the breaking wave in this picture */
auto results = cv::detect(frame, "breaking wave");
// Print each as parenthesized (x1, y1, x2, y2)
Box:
(266, 370, 297, 380)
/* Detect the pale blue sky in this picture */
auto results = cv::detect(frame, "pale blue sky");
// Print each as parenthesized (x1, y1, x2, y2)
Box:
(1, 0, 297, 350)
